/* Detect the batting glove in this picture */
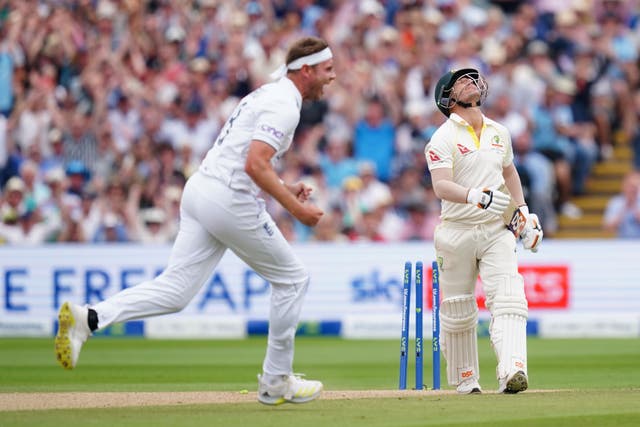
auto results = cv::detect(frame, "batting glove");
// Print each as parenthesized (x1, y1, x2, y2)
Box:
(520, 210, 543, 252)
(467, 187, 510, 216)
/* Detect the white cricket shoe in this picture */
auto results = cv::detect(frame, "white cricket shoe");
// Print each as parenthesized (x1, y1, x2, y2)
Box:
(498, 370, 528, 394)
(54, 302, 91, 370)
(257, 373, 323, 405)
(457, 377, 482, 394)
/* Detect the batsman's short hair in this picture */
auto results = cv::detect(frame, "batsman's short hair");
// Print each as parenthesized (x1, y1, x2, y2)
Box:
(285, 37, 330, 66)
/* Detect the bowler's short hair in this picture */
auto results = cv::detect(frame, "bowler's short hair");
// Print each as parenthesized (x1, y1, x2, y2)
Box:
(285, 37, 329, 66)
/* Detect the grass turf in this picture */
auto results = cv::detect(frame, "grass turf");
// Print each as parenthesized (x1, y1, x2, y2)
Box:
(1, 337, 639, 426)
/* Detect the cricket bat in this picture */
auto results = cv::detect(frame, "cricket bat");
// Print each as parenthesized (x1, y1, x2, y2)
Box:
(498, 184, 527, 238)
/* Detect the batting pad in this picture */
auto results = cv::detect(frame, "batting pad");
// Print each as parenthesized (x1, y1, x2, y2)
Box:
(490, 296, 528, 380)
(440, 295, 480, 385)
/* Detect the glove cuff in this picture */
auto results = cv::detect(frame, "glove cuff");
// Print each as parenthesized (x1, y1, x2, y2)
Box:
(466, 188, 480, 205)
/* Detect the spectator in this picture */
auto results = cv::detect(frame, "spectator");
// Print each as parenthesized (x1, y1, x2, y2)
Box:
(353, 96, 396, 182)
(1, 176, 26, 226)
(76, 190, 102, 242)
(15, 89, 54, 157)
(357, 161, 392, 213)
(338, 176, 364, 240)
(40, 168, 79, 228)
(602, 172, 640, 238)
(174, 97, 220, 164)
(65, 161, 90, 198)
(133, 207, 173, 244)
(62, 109, 99, 175)
(311, 209, 348, 242)
(0, 19, 23, 117)
(19, 159, 49, 213)
(57, 209, 88, 243)
(398, 195, 439, 241)
(318, 131, 359, 196)
(107, 93, 142, 155)
(93, 212, 129, 243)
(41, 128, 65, 174)
(357, 207, 386, 242)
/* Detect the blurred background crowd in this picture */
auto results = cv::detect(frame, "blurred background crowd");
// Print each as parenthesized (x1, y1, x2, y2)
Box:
(0, 0, 639, 245)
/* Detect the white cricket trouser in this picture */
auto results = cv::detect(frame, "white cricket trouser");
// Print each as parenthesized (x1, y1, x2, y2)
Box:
(434, 219, 528, 380)
(92, 171, 310, 376)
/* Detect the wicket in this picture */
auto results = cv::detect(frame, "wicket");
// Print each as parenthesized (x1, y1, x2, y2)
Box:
(399, 260, 441, 390)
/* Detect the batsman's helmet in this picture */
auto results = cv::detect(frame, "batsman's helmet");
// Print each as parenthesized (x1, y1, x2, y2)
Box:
(434, 68, 487, 117)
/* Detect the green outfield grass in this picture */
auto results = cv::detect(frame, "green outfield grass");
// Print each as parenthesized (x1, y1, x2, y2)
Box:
(1, 337, 639, 426)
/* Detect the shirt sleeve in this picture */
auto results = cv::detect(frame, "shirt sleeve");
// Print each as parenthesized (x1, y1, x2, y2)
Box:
(425, 129, 453, 170)
(252, 99, 299, 151)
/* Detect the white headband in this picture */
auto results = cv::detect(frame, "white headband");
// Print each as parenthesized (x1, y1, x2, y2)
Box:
(269, 47, 333, 80)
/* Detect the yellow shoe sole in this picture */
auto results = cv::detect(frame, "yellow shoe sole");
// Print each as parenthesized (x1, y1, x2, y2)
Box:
(54, 302, 74, 370)
(503, 371, 528, 394)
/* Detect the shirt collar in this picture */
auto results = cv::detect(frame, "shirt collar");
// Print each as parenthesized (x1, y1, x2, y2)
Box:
(449, 112, 497, 128)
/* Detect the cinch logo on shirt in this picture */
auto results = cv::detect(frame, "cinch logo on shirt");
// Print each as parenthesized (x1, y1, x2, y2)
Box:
(456, 143, 471, 155)
(260, 124, 285, 140)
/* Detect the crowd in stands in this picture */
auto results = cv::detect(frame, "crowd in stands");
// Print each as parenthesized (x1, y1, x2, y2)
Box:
(0, 0, 639, 245)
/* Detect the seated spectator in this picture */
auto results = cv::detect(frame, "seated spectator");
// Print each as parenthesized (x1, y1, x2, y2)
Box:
(311, 210, 348, 242)
(318, 131, 359, 195)
(337, 176, 364, 240)
(357, 161, 392, 212)
(131, 207, 174, 244)
(1, 177, 27, 226)
(93, 212, 129, 243)
(65, 161, 91, 198)
(602, 172, 640, 238)
(19, 160, 50, 213)
(357, 207, 386, 242)
(40, 168, 81, 229)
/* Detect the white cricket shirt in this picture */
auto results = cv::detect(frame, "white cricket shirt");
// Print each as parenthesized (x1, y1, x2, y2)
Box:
(199, 77, 302, 196)
(425, 113, 513, 224)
